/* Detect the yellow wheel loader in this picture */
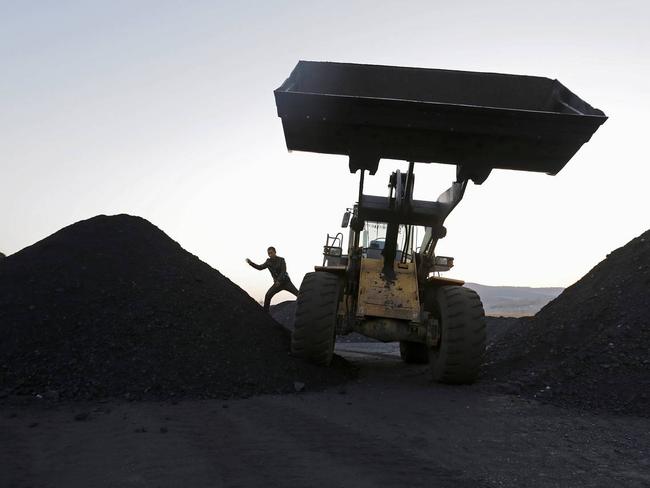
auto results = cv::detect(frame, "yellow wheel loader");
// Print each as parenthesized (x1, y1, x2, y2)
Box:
(274, 61, 606, 383)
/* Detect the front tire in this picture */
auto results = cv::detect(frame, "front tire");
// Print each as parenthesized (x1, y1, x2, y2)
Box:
(291, 272, 341, 366)
(429, 286, 486, 384)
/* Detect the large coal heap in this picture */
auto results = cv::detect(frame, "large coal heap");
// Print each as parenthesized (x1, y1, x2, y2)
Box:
(486, 230, 650, 416)
(0, 215, 349, 400)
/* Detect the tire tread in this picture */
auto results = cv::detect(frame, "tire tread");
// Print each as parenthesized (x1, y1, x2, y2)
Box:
(291, 272, 340, 366)
(429, 285, 487, 384)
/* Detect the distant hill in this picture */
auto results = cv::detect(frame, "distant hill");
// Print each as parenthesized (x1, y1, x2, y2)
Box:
(464, 282, 564, 317)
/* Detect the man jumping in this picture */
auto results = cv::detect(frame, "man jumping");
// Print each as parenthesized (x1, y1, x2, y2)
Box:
(246, 246, 299, 312)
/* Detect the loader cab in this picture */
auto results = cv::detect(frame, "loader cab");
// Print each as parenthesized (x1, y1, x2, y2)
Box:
(322, 216, 421, 267)
(362, 221, 388, 259)
(361, 221, 424, 263)
(366, 237, 385, 259)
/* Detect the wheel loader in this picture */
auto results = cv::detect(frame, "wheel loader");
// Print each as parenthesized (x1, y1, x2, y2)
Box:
(274, 61, 606, 383)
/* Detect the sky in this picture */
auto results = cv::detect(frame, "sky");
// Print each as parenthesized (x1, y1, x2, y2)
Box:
(1, 0, 649, 303)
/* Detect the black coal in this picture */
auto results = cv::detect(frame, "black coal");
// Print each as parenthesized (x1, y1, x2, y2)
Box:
(0, 215, 350, 401)
(485, 230, 650, 416)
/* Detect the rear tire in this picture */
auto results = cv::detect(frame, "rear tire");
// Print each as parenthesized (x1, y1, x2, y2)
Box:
(291, 272, 341, 366)
(399, 341, 429, 364)
(429, 286, 486, 384)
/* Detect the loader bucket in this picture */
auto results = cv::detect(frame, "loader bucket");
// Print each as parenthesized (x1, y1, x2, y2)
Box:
(274, 61, 607, 175)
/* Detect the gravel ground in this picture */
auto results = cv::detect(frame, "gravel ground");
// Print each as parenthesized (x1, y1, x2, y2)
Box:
(2, 349, 648, 488)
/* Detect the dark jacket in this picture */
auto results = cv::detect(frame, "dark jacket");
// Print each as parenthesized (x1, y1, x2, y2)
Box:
(249, 256, 289, 283)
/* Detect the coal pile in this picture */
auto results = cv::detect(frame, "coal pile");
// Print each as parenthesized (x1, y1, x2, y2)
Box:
(269, 300, 298, 331)
(485, 230, 650, 416)
(484, 316, 520, 345)
(0, 215, 351, 401)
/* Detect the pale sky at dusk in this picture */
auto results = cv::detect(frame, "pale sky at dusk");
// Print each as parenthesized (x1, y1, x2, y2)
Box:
(2, 1, 649, 303)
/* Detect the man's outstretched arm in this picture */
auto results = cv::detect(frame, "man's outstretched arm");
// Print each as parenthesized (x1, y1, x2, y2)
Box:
(246, 258, 268, 271)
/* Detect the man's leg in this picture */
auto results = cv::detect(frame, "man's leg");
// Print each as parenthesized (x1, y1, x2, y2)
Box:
(282, 279, 300, 297)
(263, 282, 283, 312)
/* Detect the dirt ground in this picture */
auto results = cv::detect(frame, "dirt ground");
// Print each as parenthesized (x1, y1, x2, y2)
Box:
(2, 344, 649, 488)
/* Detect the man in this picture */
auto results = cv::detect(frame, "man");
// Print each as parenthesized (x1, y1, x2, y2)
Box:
(246, 247, 299, 312)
